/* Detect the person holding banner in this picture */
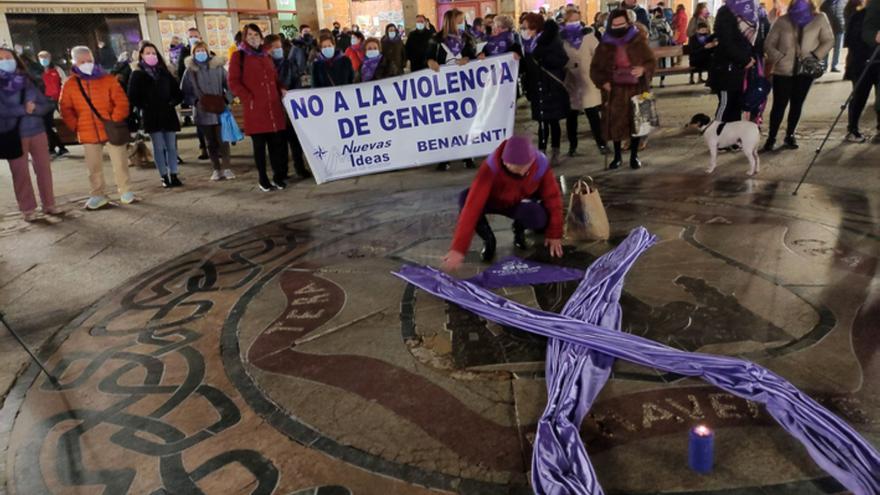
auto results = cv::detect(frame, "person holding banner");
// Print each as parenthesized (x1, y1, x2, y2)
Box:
(312, 33, 355, 88)
(440, 135, 564, 273)
(228, 24, 290, 192)
(427, 8, 478, 171)
(561, 8, 608, 157)
(520, 13, 571, 167)
(590, 9, 655, 170)
(381, 24, 407, 77)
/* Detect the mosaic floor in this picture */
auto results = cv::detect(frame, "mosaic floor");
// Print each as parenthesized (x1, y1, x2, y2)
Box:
(5, 173, 878, 494)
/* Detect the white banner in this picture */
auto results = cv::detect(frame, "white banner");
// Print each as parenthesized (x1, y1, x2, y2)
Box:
(282, 53, 519, 184)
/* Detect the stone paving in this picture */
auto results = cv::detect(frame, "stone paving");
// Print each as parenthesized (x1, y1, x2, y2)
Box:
(0, 73, 878, 494)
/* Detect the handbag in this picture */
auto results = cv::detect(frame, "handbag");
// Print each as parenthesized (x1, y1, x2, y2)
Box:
(795, 26, 827, 79)
(76, 78, 131, 146)
(0, 89, 25, 160)
(193, 70, 227, 114)
(565, 177, 610, 241)
(631, 92, 660, 137)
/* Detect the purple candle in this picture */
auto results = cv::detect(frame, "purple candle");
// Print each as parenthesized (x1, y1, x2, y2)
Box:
(688, 424, 714, 474)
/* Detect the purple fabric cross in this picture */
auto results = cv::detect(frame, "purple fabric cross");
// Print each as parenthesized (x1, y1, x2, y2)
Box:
(394, 227, 880, 495)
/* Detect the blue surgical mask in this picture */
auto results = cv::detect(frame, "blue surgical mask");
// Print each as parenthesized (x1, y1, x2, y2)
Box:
(270, 47, 284, 59)
(0, 59, 16, 73)
(416, 22, 425, 30)
(321, 47, 336, 58)
(520, 29, 532, 40)
(189, 37, 200, 46)
(194, 51, 209, 63)
(457, 22, 466, 31)
(366, 49, 380, 59)
(388, 31, 397, 39)
(39, 58, 50, 67)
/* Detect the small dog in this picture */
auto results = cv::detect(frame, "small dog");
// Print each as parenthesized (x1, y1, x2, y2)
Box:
(688, 113, 761, 176)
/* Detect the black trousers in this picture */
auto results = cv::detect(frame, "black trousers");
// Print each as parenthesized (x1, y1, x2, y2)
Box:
(847, 73, 879, 133)
(251, 131, 289, 185)
(197, 125, 207, 151)
(565, 106, 605, 151)
(613, 136, 641, 160)
(715, 90, 744, 123)
(200, 124, 230, 171)
(42, 103, 63, 152)
(768, 75, 814, 140)
(285, 119, 309, 177)
(537, 119, 562, 151)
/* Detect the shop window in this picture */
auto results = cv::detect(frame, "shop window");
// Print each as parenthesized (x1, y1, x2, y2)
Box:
(158, 14, 197, 71)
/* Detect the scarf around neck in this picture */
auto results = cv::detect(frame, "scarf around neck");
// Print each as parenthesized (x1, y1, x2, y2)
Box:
(601, 25, 639, 46)
(443, 32, 465, 56)
(138, 60, 161, 79)
(788, 0, 815, 27)
(238, 42, 266, 56)
(522, 31, 542, 54)
(361, 54, 382, 81)
(72, 64, 106, 80)
(485, 31, 515, 56)
(0, 69, 27, 93)
(560, 23, 586, 49)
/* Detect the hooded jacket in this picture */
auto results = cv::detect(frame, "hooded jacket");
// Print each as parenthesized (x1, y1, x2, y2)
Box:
(0, 77, 53, 137)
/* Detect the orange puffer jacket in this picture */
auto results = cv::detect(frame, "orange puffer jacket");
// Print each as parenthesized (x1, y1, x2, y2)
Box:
(59, 72, 130, 144)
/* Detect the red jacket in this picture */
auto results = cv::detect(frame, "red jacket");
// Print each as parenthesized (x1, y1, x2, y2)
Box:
(42, 66, 64, 101)
(227, 49, 287, 135)
(451, 143, 563, 254)
(345, 45, 365, 72)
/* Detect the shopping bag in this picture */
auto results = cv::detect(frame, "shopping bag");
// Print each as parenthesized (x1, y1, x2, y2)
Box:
(220, 108, 244, 143)
(128, 132, 154, 168)
(564, 177, 610, 241)
(631, 92, 660, 137)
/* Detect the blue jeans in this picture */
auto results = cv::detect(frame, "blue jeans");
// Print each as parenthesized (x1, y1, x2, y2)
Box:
(826, 32, 843, 70)
(150, 131, 178, 176)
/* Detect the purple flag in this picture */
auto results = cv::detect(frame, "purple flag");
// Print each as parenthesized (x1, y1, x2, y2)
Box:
(466, 256, 585, 290)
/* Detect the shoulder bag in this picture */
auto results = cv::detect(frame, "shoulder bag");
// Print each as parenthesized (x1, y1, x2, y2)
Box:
(76, 78, 131, 145)
(795, 25, 826, 79)
(193, 70, 227, 114)
(0, 89, 25, 160)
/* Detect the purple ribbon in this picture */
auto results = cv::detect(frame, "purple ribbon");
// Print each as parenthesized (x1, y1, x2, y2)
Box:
(393, 227, 880, 495)
(466, 256, 584, 289)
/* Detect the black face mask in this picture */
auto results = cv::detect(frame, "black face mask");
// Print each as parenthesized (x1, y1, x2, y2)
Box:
(610, 26, 630, 37)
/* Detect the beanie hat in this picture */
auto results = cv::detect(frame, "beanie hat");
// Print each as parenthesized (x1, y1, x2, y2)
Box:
(501, 135, 536, 166)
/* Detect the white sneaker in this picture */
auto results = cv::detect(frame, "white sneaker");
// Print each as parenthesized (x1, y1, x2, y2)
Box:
(85, 196, 109, 210)
(120, 191, 137, 204)
(845, 131, 867, 143)
(211, 170, 222, 181)
(223, 169, 236, 180)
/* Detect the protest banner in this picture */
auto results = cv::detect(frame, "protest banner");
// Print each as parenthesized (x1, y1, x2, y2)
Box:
(282, 53, 519, 184)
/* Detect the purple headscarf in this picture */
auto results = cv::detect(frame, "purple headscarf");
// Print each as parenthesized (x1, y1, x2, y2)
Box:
(560, 23, 586, 49)
(71, 64, 106, 80)
(360, 54, 382, 81)
(788, 0, 815, 27)
(484, 30, 515, 56)
(600, 24, 639, 46)
(726, 0, 759, 23)
(0, 69, 27, 93)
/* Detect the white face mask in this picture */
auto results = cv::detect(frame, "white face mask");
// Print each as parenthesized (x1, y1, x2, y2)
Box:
(78, 62, 95, 75)
(351, 39, 360, 46)
(388, 31, 397, 39)
(567, 21, 581, 27)
(520, 29, 532, 40)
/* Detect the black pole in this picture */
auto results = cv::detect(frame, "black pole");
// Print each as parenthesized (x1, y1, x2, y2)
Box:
(793, 46, 880, 196)
(0, 312, 58, 385)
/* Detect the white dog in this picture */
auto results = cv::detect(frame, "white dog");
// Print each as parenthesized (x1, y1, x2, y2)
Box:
(689, 113, 761, 176)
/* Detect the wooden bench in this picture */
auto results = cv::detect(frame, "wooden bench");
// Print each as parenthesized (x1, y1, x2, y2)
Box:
(652, 44, 693, 77)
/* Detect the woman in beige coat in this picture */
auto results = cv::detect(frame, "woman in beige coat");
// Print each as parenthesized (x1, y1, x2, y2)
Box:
(561, 8, 608, 156)
(763, 0, 834, 151)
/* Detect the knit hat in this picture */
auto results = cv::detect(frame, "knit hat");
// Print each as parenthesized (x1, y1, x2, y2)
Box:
(501, 135, 536, 166)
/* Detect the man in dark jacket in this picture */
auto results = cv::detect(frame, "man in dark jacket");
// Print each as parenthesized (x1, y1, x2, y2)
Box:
(176, 28, 202, 79)
(821, 0, 847, 71)
(406, 14, 434, 72)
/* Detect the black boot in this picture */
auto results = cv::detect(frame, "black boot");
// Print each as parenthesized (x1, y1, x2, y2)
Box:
(161, 175, 172, 188)
(475, 218, 496, 262)
(630, 138, 642, 169)
(762, 137, 776, 153)
(170, 174, 183, 187)
(513, 221, 529, 250)
(609, 141, 623, 169)
(784, 135, 799, 149)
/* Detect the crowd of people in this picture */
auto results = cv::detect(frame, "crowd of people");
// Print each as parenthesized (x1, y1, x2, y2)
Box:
(2, 0, 880, 224)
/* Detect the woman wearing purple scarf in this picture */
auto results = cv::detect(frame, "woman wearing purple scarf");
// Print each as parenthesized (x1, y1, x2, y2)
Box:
(763, 0, 833, 151)
(358, 38, 392, 82)
(479, 14, 522, 58)
(426, 8, 478, 171)
(0, 47, 57, 221)
(560, 7, 607, 156)
(127, 41, 184, 188)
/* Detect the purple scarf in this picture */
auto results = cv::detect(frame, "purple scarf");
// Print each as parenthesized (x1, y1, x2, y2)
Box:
(360, 54, 382, 82)
(71, 64, 106, 80)
(788, 0, 815, 27)
(600, 24, 639, 46)
(443, 32, 465, 56)
(468, 27, 488, 42)
(238, 42, 266, 56)
(138, 61, 160, 79)
(560, 23, 586, 49)
(0, 70, 27, 93)
(484, 30, 515, 56)
(522, 31, 542, 54)
(318, 50, 344, 63)
(727, 0, 759, 23)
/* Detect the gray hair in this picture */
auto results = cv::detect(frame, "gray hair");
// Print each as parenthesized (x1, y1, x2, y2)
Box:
(494, 14, 515, 31)
(70, 45, 92, 62)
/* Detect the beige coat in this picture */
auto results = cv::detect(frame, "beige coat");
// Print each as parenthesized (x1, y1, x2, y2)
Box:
(765, 13, 834, 76)
(563, 34, 603, 110)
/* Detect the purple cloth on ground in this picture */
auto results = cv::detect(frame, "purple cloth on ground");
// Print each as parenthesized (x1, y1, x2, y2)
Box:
(466, 256, 585, 289)
(531, 227, 656, 495)
(393, 228, 880, 495)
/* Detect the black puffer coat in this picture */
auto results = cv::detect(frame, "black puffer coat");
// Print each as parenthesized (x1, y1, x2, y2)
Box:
(708, 6, 753, 93)
(521, 20, 571, 121)
(127, 64, 183, 133)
